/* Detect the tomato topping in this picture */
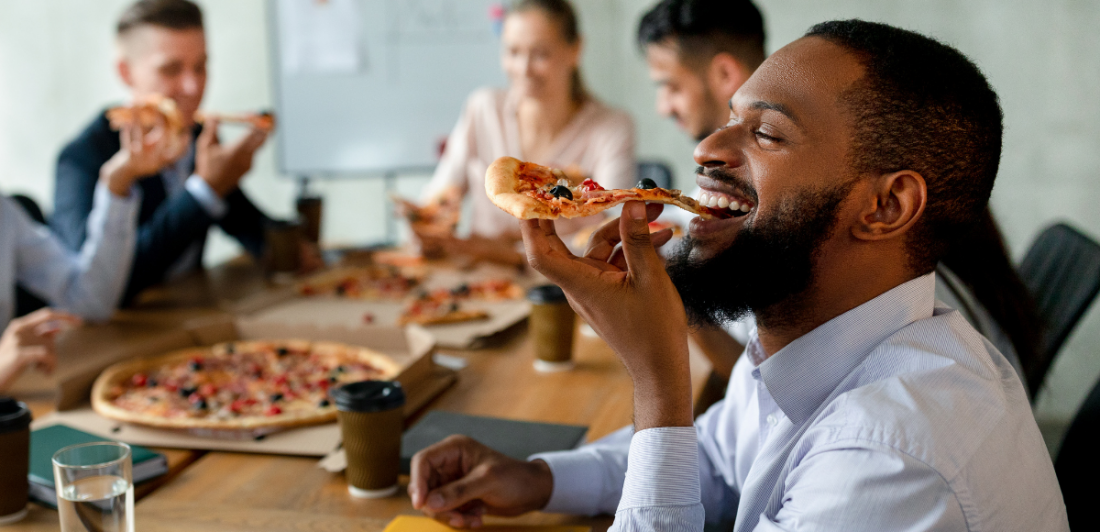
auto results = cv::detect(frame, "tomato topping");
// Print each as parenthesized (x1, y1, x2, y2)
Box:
(273, 374, 288, 385)
(264, 405, 282, 416)
(579, 179, 604, 192)
(199, 384, 217, 397)
(131, 373, 147, 387)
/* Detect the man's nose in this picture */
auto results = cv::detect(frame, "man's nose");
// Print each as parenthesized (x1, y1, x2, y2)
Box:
(694, 125, 745, 168)
(180, 73, 201, 95)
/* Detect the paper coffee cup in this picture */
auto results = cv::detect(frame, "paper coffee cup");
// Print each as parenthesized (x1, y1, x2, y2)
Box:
(331, 381, 405, 498)
(0, 397, 31, 524)
(527, 285, 576, 371)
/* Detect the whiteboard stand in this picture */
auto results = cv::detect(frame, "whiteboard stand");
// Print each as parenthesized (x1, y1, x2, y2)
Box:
(384, 171, 398, 245)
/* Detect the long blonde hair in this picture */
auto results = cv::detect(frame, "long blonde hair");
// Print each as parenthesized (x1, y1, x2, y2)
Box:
(510, 0, 588, 104)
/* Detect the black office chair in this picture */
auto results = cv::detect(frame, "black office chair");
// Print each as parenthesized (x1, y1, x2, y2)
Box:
(1055, 370, 1100, 531)
(1018, 223, 1100, 396)
(8, 194, 49, 317)
(636, 160, 674, 190)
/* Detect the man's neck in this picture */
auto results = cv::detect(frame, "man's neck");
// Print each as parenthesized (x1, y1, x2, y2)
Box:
(754, 259, 921, 357)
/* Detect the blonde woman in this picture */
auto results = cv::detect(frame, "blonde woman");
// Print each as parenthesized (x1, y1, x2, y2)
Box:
(419, 0, 635, 264)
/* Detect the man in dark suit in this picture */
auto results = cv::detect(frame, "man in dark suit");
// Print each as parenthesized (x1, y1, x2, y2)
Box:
(52, 0, 272, 305)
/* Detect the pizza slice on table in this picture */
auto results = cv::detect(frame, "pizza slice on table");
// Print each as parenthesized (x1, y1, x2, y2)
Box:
(484, 156, 753, 220)
(398, 279, 523, 326)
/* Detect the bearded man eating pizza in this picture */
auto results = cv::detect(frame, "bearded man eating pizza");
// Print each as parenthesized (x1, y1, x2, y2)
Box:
(407, 20, 1069, 532)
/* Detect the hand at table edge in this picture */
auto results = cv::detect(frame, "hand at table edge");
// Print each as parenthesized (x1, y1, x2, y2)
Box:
(408, 435, 554, 529)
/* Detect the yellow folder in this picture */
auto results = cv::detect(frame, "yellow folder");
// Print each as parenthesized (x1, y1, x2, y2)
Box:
(383, 515, 591, 532)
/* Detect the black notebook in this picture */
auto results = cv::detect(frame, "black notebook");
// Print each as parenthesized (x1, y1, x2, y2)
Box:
(400, 411, 588, 473)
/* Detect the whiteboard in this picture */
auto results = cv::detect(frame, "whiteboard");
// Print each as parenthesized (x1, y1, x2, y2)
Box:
(269, 0, 508, 176)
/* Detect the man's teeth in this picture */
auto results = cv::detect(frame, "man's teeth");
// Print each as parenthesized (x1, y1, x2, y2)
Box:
(698, 191, 750, 213)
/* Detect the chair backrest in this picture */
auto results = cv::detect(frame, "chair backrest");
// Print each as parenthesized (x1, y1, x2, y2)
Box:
(1055, 370, 1100, 531)
(10, 193, 47, 224)
(636, 160, 674, 190)
(1018, 223, 1100, 393)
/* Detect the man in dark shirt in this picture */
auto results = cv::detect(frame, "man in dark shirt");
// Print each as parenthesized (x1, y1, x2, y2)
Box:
(52, 0, 271, 304)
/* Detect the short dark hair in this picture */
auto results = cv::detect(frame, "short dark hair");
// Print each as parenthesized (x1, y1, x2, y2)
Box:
(806, 20, 1003, 274)
(637, 0, 766, 71)
(117, 0, 203, 37)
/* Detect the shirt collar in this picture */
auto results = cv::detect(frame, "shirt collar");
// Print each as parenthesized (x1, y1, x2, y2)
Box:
(755, 273, 937, 424)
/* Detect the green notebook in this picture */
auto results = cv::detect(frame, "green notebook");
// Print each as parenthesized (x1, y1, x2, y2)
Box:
(28, 424, 168, 508)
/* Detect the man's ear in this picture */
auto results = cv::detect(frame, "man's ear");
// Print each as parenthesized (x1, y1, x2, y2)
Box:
(117, 56, 134, 88)
(707, 52, 751, 101)
(851, 170, 927, 242)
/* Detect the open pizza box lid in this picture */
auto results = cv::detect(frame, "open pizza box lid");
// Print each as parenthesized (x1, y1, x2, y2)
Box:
(36, 316, 452, 456)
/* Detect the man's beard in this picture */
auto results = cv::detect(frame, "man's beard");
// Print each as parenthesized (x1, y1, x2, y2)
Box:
(667, 181, 853, 330)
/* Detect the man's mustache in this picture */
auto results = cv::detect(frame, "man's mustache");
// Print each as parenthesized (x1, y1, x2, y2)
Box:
(696, 166, 759, 204)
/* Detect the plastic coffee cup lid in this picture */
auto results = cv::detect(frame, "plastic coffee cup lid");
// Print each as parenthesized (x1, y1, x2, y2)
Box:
(348, 484, 398, 499)
(329, 381, 405, 413)
(527, 284, 567, 303)
(0, 397, 30, 434)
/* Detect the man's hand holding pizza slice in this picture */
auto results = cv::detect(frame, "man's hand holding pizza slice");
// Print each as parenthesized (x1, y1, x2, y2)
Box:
(519, 202, 694, 431)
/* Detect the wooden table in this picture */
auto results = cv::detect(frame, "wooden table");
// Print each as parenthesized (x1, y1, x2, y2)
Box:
(6, 256, 712, 532)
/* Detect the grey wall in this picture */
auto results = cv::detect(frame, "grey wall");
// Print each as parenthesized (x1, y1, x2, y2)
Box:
(1, 0, 1098, 448)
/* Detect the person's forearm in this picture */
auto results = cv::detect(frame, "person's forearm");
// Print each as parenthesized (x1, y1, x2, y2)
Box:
(60, 183, 139, 320)
(628, 341, 694, 431)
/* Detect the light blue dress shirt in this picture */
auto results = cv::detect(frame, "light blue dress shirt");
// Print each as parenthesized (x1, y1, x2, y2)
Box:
(0, 183, 139, 327)
(534, 274, 1068, 531)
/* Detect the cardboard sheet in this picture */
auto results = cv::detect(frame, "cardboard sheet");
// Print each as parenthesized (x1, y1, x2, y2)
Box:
(246, 298, 530, 349)
(33, 408, 341, 456)
(261, 262, 537, 348)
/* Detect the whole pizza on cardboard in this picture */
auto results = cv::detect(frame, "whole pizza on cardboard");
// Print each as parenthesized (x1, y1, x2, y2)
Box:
(92, 339, 401, 431)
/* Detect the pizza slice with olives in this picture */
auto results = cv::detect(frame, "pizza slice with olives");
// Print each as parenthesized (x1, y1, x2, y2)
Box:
(484, 156, 746, 220)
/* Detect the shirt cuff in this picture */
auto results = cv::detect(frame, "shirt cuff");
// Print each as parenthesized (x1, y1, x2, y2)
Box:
(531, 450, 609, 515)
(91, 181, 141, 236)
(185, 174, 228, 219)
(619, 427, 700, 510)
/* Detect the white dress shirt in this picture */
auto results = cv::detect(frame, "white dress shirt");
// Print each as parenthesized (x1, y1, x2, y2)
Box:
(0, 183, 139, 327)
(534, 274, 1068, 531)
(161, 144, 228, 279)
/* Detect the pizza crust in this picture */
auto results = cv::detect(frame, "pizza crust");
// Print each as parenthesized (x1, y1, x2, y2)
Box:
(484, 157, 561, 219)
(91, 340, 402, 431)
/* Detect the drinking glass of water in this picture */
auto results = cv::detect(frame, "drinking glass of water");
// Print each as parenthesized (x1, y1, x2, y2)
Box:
(52, 442, 134, 532)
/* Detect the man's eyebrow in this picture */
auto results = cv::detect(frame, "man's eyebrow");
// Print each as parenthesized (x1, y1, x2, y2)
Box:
(749, 100, 801, 125)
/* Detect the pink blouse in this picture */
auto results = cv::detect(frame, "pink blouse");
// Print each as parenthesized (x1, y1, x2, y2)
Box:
(424, 87, 636, 238)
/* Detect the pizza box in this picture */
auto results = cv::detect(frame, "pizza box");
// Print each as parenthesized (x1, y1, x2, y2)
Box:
(43, 316, 456, 456)
(241, 261, 537, 349)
